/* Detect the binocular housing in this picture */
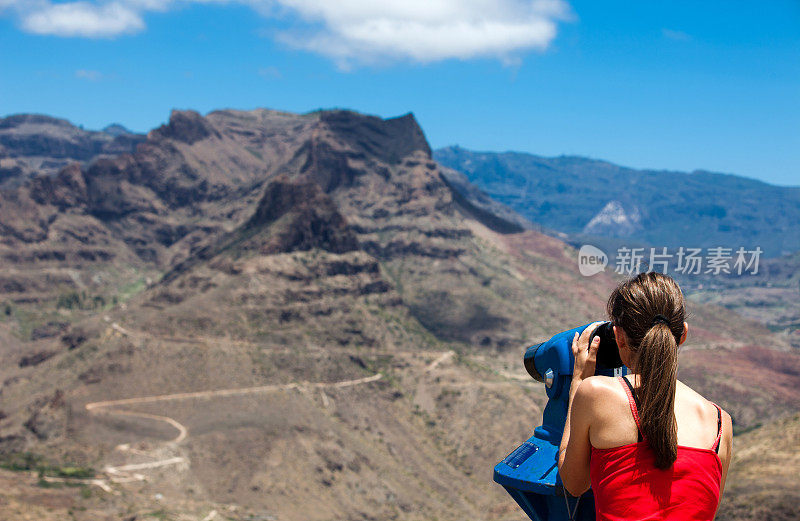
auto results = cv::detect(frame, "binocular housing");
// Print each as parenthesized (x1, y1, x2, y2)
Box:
(524, 321, 622, 384)
(493, 321, 628, 521)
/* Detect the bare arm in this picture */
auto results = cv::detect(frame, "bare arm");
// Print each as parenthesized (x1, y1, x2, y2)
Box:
(718, 410, 733, 498)
(712, 409, 733, 520)
(558, 323, 602, 496)
(559, 378, 595, 495)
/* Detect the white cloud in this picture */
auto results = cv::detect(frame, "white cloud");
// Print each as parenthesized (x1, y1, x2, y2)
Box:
(257, 65, 282, 79)
(662, 28, 692, 42)
(21, 2, 145, 37)
(75, 68, 104, 80)
(2, 0, 572, 65)
(273, 0, 571, 66)
(0, 0, 32, 10)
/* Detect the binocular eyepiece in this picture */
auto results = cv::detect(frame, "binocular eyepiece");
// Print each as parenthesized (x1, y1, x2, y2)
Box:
(524, 321, 622, 384)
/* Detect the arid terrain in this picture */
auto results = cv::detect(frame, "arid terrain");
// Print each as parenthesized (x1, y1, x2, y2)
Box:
(0, 108, 797, 520)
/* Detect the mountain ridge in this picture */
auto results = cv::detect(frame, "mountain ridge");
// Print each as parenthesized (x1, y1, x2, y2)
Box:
(0, 108, 797, 521)
(440, 145, 798, 188)
(435, 145, 800, 257)
(0, 113, 144, 188)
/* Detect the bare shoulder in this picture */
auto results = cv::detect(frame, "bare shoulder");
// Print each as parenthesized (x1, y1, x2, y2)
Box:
(574, 376, 625, 409)
(677, 379, 719, 414)
(577, 375, 620, 394)
(676, 379, 732, 444)
(676, 378, 704, 399)
(580, 376, 638, 448)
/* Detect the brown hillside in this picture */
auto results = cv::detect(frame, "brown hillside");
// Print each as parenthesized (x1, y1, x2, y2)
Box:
(0, 108, 797, 521)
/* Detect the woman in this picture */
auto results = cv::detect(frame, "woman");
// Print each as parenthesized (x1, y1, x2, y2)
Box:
(557, 272, 733, 520)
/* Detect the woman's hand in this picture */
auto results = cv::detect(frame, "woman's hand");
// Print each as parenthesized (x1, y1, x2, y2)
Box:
(572, 322, 603, 382)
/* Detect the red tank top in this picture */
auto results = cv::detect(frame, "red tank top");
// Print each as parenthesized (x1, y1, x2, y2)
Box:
(590, 377, 723, 521)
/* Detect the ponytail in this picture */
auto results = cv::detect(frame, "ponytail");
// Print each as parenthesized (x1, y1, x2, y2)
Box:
(636, 321, 679, 469)
(607, 272, 685, 470)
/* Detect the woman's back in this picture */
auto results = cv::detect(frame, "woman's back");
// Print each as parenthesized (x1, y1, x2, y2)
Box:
(586, 374, 730, 521)
(587, 375, 726, 452)
(557, 273, 733, 520)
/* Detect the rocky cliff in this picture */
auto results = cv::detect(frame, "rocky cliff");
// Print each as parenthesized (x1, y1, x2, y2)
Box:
(0, 114, 143, 187)
(0, 108, 796, 521)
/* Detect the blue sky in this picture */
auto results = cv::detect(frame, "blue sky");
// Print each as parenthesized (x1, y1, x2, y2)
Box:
(0, 0, 798, 186)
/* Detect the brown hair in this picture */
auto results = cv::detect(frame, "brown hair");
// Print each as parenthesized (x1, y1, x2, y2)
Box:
(606, 272, 686, 469)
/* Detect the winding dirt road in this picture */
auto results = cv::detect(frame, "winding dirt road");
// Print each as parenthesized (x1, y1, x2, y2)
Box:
(80, 373, 383, 491)
(425, 350, 455, 372)
(76, 322, 529, 495)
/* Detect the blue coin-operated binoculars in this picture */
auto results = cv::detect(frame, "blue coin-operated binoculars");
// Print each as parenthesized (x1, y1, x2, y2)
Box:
(493, 322, 628, 521)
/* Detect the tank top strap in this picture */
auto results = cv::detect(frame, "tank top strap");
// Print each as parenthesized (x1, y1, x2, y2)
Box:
(618, 376, 644, 441)
(710, 402, 723, 453)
